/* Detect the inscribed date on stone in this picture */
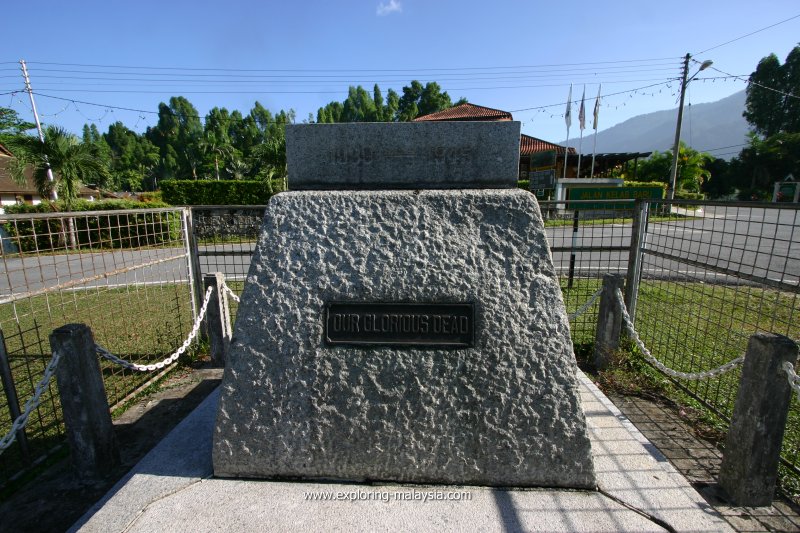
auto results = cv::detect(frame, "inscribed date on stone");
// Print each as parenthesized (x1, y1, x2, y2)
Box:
(325, 302, 474, 347)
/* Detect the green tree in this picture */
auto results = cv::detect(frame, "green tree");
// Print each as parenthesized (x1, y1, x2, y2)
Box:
(385, 89, 400, 122)
(7, 126, 110, 209)
(146, 96, 203, 179)
(104, 122, 159, 191)
(736, 131, 800, 193)
(636, 143, 712, 192)
(744, 45, 800, 136)
(0, 107, 35, 145)
(397, 81, 456, 121)
(341, 86, 378, 122)
(80, 123, 113, 188)
(199, 131, 233, 180)
(744, 54, 786, 137)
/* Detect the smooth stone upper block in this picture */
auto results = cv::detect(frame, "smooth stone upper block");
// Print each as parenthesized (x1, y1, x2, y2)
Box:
(286, 121, 521, 190)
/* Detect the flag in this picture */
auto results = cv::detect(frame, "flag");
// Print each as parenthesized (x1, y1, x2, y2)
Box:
(564, 84, 572, 128)
(593, 84, 601, 131)
(578, 86, 586, 130)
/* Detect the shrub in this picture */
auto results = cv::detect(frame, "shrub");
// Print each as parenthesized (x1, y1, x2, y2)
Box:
(674, 190, 705, 201)
(160, 180, 273, 206)
(137, 191, 164, 204)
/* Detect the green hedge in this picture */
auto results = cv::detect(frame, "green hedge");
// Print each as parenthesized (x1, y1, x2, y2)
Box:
(3, 200, 181, 253)
(161, 180, 274, 206)
(623, 181, 667, 192)
(518, 180, 530, 190)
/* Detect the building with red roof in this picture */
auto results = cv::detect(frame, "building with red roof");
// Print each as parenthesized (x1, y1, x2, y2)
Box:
(415, 104, 649, 200)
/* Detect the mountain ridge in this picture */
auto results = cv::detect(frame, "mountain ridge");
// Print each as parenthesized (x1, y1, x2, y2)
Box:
(560, 90, 749, 160)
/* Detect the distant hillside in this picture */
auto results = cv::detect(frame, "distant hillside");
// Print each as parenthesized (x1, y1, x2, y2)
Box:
(562, 90, 749, 160)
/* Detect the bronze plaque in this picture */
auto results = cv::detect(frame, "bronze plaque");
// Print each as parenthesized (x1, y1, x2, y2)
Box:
(325, 303, 474, 347)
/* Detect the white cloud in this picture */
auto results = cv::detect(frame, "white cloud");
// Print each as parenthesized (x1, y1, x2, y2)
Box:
(377, 0, 402, 16)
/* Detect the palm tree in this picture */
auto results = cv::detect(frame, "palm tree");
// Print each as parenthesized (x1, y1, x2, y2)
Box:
(199, 133, 232, 181)
(8, 126, 110, 249)
(7, 125, 110, 211)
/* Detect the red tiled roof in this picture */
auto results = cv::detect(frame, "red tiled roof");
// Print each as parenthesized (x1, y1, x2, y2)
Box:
(520, 134, 575, 155)
(412, 103, 513, 122)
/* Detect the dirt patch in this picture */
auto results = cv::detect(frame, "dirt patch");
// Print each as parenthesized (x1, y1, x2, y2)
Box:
(0, 365, 222, 533)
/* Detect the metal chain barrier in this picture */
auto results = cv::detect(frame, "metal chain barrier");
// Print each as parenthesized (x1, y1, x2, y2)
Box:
(568, 288, 603, 321)
(220, 280, 240, 303)
(96, 285, 214, 372)
(615, 288, 745, 380)
(782, 362, 800, 402)
(0, 349, 63, 453)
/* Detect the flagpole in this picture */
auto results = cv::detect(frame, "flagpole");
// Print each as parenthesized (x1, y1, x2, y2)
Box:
(590, 84, 601, 179)
(576, 86, 587, 179)
(562, 84, 572, 182)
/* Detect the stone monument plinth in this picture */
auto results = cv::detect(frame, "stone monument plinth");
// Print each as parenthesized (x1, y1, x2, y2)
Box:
(213, 122, 596, 488)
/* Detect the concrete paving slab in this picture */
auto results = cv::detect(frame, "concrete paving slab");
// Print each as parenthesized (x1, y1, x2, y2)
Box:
(71, 373, 732, 533)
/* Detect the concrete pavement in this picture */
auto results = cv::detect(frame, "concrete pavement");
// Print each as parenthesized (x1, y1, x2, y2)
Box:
(71, 373, 730, 532)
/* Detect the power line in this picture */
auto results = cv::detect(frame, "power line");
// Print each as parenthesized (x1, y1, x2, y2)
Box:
(694, 13, 800, 56)
(508, 80, 678, 112)
(23, 69, 680, 84)
(708, 66, 800, 100)
(26, 63, 680, 79)
(25, 78, 681, 97)
(24, 77, 679, 94)
(24, 57, 682, 73)
(29, 93, 297, 125)
(696, 142, 749, 153)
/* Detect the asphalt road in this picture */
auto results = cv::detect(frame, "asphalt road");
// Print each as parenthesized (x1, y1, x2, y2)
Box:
(1, 205, 797, 300)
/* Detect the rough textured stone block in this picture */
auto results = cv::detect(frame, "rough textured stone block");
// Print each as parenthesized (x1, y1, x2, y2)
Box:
(286, 122, 521, 190)
(213, 189, 596, 488)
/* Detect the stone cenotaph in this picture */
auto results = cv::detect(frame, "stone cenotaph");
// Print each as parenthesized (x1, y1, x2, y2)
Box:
(213, 122, 596, 488)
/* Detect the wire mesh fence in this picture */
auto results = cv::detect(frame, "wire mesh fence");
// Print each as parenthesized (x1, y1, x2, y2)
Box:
(539, 199, 639, 347)
(2, 198, 798, 495)
(0, 207, 195, 491)
(629, 200, 800, 478)
(190, 206, 265, 320)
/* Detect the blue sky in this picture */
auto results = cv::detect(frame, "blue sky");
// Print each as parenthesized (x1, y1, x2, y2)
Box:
(2, 1, 799, 155)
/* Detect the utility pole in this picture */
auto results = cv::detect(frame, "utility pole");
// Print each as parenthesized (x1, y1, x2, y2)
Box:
(20, 59, 57, 200)
(667, 54, 691, 202)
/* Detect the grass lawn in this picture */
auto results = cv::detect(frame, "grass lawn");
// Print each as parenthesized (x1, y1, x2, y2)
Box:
(0, 282, 196, 491)
(566, 277, 800, 499)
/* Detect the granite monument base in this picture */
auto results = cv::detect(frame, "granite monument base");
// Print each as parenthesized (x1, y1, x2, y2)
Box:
(213, 189, 596, 488)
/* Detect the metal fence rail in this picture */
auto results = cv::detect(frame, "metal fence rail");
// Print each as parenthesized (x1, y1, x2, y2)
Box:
(0, 207, 195, 490)
(629, 199, 800, 477)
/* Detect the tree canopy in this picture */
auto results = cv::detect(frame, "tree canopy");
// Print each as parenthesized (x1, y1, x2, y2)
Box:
(726, 45, 800, 198)
(0, 80, 464, 195)
(635, 143, 712, 193)
(317, 81, 464, 123)
(743, 47, 800, 137)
